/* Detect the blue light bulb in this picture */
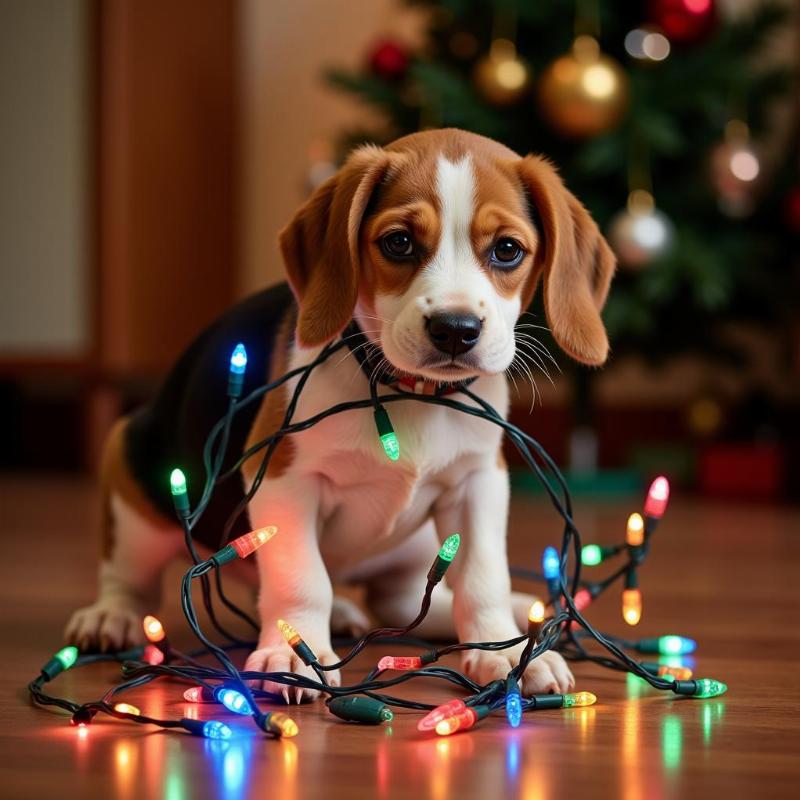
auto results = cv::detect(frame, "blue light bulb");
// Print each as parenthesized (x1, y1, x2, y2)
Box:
(218, 688, 252, 716)
(229, 344, 247, 375)
(659, 635, 697, 655)
(542, 546, 560, 581)
(505, 689, 523, 728)
(202, 720, 233, 739)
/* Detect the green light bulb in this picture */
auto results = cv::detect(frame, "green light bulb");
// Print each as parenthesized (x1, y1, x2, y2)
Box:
(380, 707, 394, 722)
(581, 544, 602, 566)
(380, 432, 400, 461)
(692, 679, 727, 699)
(439, 534, 461, 562)
(170, 468, 187, 496)
(55, 646, 78, 670)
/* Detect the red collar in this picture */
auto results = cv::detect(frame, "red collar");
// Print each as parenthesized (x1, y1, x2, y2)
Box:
(340, 320, 478, 397)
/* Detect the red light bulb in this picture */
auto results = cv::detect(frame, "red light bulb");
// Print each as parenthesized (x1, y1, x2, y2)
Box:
(378, 656, 422, 671)
(143, 645, 164, 665)
(231, 526, 277, 559)
(417, 699, 467, 732)
(574, 588, 593, 612)
(644, 476, 670, 519)
(435, 707, 479, 736)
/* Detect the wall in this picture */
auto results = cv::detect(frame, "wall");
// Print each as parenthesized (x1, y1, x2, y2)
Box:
(0, 0, 90, 356)
(237, 0, 424, 296)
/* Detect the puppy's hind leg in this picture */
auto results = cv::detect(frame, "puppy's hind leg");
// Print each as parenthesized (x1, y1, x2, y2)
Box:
(64, 492, 183, 652)
(65, 420, 183, 652)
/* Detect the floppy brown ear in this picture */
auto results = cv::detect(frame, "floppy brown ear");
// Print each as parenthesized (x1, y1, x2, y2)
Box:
(515, 155, 616, 366)
(279, 145, 398, 347)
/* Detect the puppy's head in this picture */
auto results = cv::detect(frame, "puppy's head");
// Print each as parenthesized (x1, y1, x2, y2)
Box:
(280, 129, 615, 380)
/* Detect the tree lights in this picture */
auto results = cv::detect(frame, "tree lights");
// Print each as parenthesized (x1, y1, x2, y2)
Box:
(143, 615, 166, 643)
(328, 697, 393, 724)
(377, 655, 423, 671)
(181, 718, 233, 739)
(622, 588, 643, 626)
(644, 476, 670, 534)
(527, 600, 545, 637)
(542, 545, 561, 598)
(227, 343, 248, 398)
(170, 468, 190, 517)
(505, 680, 523, 728)
(258, 711, 299, 738)
(373, 406, 400, 461)
(418, 699, 469, 732)
(277, 619, 317, 665)
(637, 635, 697, 656)
(672, 678, 727, 699)
(427, 533, 461, 584)
(114, 703, 141, 715)
(435, 704, 490, 736)
(218, 688, 253, 715)
(40, 646, 79, 680)
(27, 341, 725, 746)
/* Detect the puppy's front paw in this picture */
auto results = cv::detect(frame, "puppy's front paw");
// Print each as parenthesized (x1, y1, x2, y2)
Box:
(64, 602, 146, 652)
(244, 642, 341, 705)
(519, 650, 575, 695)
(462, 648, 574, 696)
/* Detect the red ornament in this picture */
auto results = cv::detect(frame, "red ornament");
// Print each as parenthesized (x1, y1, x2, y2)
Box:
(649, 0, 717, 45)
(368, 39, 409, 80)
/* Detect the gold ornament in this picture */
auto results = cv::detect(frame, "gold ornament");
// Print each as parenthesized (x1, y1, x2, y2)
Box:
(538, 36, 629, 138)
(607, 190, 674, 269)
(687, 396, 723, 437)
(473, 39, 531, 106)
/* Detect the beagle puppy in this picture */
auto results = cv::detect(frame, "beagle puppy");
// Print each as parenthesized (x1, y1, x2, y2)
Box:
(65, 128, 615, 702)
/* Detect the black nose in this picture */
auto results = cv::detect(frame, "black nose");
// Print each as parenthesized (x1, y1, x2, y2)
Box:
(426, 311, 482, 356)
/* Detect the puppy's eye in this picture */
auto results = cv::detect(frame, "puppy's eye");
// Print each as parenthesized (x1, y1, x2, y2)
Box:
(380, 231, 415, 260)
(490, 237, 524, 269)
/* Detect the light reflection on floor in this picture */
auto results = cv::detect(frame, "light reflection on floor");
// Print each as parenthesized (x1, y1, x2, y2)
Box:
(88, 670, 729, 800)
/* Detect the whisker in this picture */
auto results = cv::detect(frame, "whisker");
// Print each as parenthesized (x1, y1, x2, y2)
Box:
(515, 340, 555, 388)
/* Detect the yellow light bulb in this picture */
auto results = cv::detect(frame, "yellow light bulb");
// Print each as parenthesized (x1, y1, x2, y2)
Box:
(269, 711, 299, 738)
(626, 513, 644, 546)
(528, 600, 546, 624)
(563, 691, 596, 708)
(277, 619, 301, 647)
(113, 703, 140, 715)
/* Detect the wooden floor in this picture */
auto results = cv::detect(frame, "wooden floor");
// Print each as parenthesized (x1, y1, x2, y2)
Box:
(1, 475, 799, 799)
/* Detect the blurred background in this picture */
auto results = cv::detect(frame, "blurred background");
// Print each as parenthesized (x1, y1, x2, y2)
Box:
(1, 0, 798, 501)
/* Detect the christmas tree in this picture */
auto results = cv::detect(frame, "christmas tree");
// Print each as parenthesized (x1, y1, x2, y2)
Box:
(325, 0, 797, 390)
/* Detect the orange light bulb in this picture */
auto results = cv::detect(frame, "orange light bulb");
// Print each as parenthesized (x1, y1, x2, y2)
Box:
(142, 615, 166, 643)
(658, 665, 693, 681)
(114, 703, 140, 715)
(622, 588, 642, 626)
(626, 513, 645, 547)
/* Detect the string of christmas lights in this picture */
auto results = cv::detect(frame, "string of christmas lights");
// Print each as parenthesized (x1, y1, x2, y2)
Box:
(28, 339, 727, 741)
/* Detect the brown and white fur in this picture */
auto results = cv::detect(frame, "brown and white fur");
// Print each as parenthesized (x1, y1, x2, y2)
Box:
(65, 129, 615, 703)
